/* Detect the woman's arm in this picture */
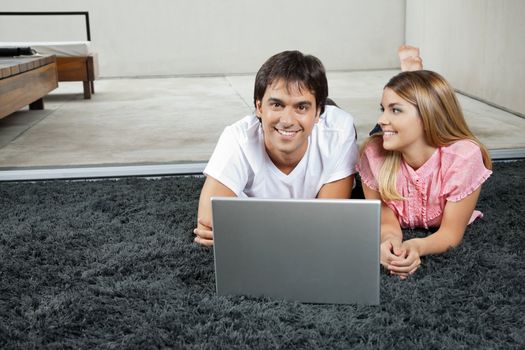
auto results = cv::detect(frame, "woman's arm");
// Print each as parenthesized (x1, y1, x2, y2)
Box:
(194, 176, 236, 246)
(389, 188, 481, 276)
(408, 188, 481, 256)
(362, 183, 406, 269)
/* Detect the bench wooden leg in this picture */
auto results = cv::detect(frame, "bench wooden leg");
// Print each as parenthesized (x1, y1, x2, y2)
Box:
(83, 81, 92, 99)
(90, 81, 95, 94)
(29, 98, 44, 110)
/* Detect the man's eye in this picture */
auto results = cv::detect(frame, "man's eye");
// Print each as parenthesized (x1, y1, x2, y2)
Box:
(298, 105, 308, 111)
(271, 103, 282, 108)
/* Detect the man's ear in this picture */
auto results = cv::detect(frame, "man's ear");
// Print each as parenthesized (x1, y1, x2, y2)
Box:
(255, 100, 262, 116)
(314, 108, 321, 123)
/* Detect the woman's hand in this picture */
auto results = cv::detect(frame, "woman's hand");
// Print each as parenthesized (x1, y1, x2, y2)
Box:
(388, 238, 422, 279)
(380, 236, 405, 269)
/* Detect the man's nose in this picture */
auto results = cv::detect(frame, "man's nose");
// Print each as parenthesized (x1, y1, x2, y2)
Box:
(279, 108, 294, 125)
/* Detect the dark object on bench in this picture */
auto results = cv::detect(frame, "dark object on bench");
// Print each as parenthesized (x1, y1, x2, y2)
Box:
(0, 47, 36, 56)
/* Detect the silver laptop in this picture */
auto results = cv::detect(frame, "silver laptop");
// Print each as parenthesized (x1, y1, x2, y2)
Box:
(211, 197, 380, 305)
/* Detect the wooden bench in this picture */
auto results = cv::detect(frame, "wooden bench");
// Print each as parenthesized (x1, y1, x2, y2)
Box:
(0, 11, 99, 99)
(56, 53, 98, 99)
(0, 55, 58, 119)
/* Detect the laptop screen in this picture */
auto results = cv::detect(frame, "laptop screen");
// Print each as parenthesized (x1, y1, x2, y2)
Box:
(212, 197, 380, 305)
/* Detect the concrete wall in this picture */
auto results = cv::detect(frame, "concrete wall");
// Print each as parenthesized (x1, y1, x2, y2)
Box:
(0, 0, 405, 77)
(406, 0, 525, 115)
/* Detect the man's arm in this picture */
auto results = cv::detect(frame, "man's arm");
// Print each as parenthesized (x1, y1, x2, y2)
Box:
(194, 176, 236, 246)
(317, 175, 354, 199)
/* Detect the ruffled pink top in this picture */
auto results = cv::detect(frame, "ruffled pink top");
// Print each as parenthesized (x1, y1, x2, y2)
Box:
(357, 139, 492, 229)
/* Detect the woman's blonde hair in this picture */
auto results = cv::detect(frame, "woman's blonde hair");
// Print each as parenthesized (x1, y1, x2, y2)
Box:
(360, 70, 492, 201)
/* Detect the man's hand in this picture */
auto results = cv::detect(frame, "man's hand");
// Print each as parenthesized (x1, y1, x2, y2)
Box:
(194, 218, 214, 247)
(388, 239, 422, 279)
(195, 176, 236, 247)
(398, 45, 423, 71)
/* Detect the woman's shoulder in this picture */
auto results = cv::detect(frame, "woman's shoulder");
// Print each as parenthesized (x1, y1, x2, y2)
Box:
(441, 139, 482, 158)
(362, 137, 385, 158)
(439, 139, 486, 173)
(357, 137, 386, 174)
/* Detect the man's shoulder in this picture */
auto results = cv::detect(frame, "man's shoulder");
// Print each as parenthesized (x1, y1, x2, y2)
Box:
(314, 105, 356, 145)
(225, 114, 260, 137)
(318, 105, 355, 131)
(220, 114, 261, 146)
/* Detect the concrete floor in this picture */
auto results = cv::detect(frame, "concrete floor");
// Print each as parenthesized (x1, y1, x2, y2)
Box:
(1, 70, 524, 177)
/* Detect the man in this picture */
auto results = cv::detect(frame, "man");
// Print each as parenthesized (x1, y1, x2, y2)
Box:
(194, 46, 422, 246)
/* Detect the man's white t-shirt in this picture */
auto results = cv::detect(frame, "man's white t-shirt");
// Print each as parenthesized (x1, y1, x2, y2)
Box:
(204, 105, 359, 198)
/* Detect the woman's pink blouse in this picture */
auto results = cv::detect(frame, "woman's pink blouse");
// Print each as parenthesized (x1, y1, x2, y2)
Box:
(357, 139, 492, 229)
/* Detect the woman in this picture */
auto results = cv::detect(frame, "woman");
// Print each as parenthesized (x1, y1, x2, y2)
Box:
(357, 70, 492, 278)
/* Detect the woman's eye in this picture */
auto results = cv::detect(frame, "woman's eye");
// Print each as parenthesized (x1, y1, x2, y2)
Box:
(380, 107, 385, 112)
(392, 108, 402, 114)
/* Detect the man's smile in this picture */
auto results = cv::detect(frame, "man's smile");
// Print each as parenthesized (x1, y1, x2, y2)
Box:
(275, 127, 301, 138)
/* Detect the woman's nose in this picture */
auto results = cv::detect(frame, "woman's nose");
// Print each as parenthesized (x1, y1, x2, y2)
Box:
(377, 111, 389, 126)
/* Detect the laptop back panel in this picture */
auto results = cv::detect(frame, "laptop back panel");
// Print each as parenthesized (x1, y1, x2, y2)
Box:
(212, 198, 380, 305)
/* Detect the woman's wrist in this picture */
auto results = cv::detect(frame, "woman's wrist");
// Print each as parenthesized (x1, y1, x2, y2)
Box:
(404, 238, 424, 255)
(381, 232, 402, 244)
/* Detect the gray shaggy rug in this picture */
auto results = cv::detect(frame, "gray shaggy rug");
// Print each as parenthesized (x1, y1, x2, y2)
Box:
(0, 160, 524, 349)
